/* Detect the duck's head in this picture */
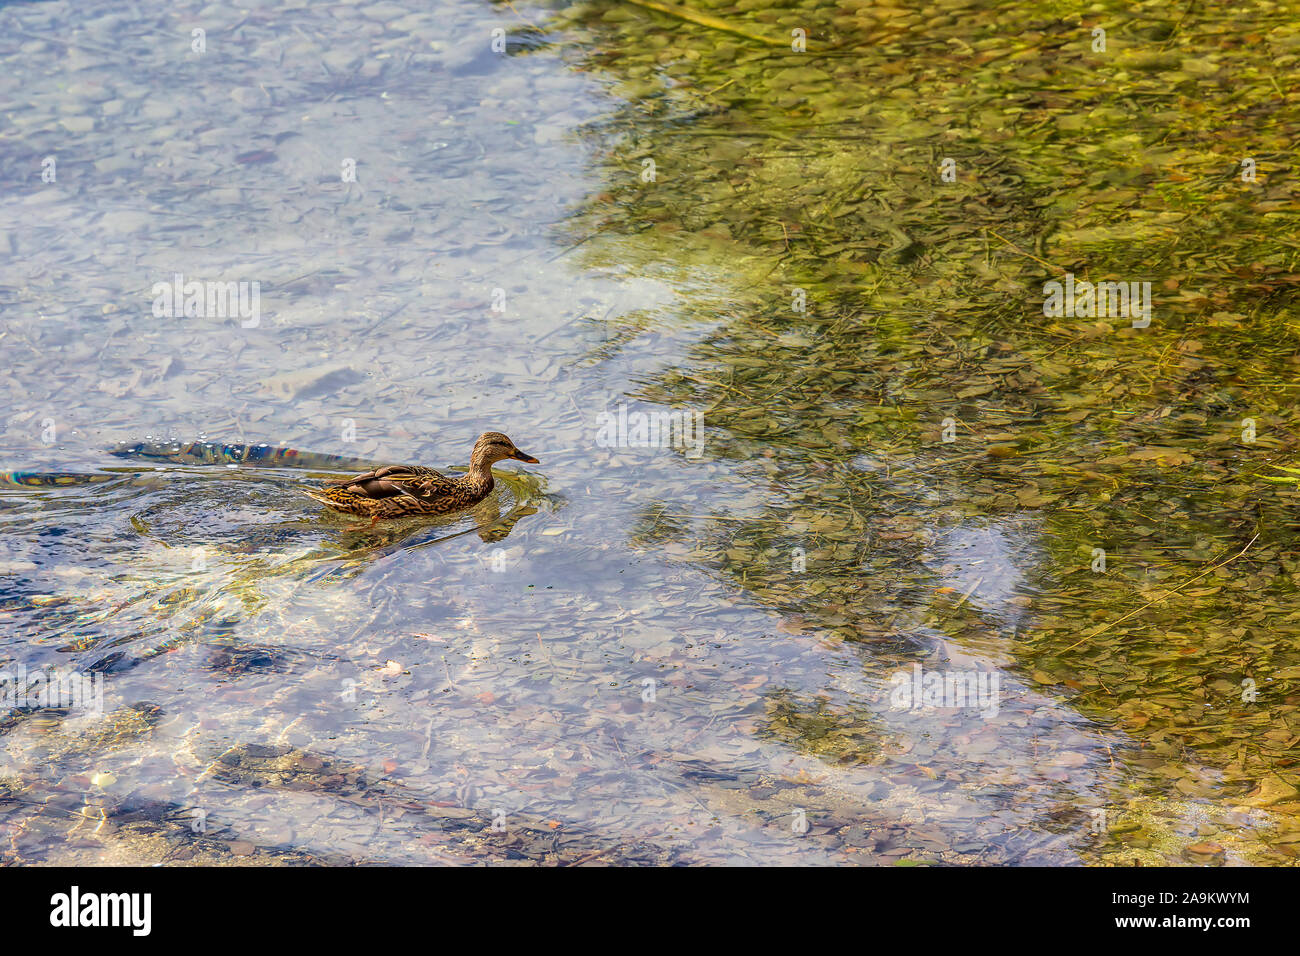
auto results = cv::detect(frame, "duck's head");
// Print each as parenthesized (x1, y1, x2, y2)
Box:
(471, 431, 539, 468)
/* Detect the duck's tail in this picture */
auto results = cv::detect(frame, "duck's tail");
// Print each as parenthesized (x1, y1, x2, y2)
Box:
(296, 485, 346, 508)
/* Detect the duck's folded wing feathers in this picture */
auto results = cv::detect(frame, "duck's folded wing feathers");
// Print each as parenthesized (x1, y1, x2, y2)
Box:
(325, 465, 454, 500)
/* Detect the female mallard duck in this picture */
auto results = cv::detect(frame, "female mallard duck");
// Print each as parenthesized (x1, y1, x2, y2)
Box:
(301, 431, 538, 522)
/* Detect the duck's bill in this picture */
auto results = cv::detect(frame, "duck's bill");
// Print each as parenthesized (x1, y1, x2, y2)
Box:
(511, 450, 540, 464)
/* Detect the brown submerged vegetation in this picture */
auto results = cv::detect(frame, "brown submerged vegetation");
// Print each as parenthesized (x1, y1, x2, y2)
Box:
(543, 0, 1300, 861)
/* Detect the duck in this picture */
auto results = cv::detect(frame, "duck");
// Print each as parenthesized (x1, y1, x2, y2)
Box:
(300, 431, 538, 523)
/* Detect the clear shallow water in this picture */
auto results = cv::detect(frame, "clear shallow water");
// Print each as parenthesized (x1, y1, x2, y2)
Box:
(1, 0, 1297, 865)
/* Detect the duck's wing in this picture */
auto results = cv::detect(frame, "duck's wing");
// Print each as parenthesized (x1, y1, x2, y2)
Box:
(324, 465, 454, 500)
(326, 465, 445, 486)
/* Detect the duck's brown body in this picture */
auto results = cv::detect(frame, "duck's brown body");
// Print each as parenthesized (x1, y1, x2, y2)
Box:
(301, 431, 538, 521)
